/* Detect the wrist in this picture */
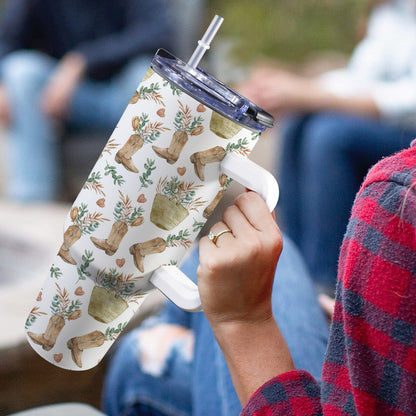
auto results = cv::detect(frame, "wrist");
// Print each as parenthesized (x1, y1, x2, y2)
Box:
(209, 314, 275, 344)
(211, 316, 295, 405)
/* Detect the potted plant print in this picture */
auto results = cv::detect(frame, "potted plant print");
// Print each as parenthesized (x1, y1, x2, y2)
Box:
(209, 111, 242, 139)
(88, 268, 145, 323)
(150, 176, 206, 230)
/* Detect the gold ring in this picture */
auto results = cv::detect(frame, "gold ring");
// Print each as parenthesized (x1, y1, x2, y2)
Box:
(208, 229, 232, 244)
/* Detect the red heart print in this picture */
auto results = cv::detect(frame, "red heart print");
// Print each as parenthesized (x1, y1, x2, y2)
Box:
(75, 287, 85, 296)
(177, 167, 186, 176)
(137, 194, 147, 203)
(116, 258, 126, 268)
(54, 354, 63, 363)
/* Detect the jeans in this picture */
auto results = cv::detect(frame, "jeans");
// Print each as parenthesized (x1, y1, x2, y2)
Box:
(102, 235, 329, 416)
(1, 50, 151, 201)
(277, 112, 416, 291)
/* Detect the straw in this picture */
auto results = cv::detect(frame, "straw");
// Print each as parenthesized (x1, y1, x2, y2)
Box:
(187, 14, 224, 69)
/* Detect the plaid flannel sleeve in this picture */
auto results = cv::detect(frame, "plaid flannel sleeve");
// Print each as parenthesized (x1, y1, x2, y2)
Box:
(242, 147, 416, 416)
(328, 168, 416, 415)
(240, 370, 322, 416)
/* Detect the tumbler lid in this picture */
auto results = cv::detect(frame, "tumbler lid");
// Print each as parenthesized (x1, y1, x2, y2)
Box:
(151, 49, 274, 132)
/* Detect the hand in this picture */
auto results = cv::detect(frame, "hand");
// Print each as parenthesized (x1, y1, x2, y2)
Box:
(41, 52, 86, 119)
(318, 293, 336, 321)
(198, 192, 294, 405)
(0, 84, 11, 125)
(197, 191, 282, 330)
(239, 64, 379, 118)
(239, 66, 317, 116)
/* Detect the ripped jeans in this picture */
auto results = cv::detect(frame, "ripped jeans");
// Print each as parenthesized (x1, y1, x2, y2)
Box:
(102, 235, 329, 416)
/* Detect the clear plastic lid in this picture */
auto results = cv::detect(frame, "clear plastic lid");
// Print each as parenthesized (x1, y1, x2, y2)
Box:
(151, 49, 274, 132)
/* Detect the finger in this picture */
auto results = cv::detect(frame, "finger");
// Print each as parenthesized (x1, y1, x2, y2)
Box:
(199, 232, 228, 270)
(207, 221, 235, 247)
(234, 192, 278, 232)
(318, 294, 335, 320)
(222, 204, 256, 240)
(199, 234, 217, 257)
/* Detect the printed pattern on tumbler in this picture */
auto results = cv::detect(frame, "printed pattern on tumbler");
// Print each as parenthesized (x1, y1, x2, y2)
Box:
(25, 66, 261, 370)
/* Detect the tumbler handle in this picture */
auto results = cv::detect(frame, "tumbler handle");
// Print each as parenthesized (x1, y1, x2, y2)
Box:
(220, 153, 279, 212)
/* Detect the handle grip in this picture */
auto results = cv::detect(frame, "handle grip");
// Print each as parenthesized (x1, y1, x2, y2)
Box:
(150, 266, 202, 312)
(150, 155, 279, 311)
(220, 153, 279, 211)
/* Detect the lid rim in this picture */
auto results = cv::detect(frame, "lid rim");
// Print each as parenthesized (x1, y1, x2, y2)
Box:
(151, 49, 274, 131)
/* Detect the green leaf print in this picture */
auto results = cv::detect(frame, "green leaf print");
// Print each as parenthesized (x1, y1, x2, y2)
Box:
(163, 80, 182, 96)
(137, 83, 165, 106)
(105, 162, 126, 186)
(83, 171, 105, 196)
(166, 229, 191, 248)
(50, 264, 62, 279)
(104, 322, 128, 341)
(77, 250, 95, 283)
(192, 219, 205, 233)
(139, 158, 156, 190)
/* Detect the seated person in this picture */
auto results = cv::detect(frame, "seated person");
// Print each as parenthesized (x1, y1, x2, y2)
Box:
(240, 0, 416, 291)
(0, 0, 173, 201)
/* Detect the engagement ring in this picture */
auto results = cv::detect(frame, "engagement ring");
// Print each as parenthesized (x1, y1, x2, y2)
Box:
(208, 229, 232, 244)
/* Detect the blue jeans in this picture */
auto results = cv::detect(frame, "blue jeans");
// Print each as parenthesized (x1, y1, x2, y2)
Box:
(277, 112, 416, 291)
(102, 235, 329, 416)
(1, 50, 151, 201)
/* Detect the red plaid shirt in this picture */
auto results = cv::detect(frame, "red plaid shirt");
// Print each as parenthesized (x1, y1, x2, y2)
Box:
(242, 145, 416, 415)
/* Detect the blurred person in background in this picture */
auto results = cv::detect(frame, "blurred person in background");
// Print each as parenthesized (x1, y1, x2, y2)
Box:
(240, 0, 416, 293)
(0, 0, 173, 202)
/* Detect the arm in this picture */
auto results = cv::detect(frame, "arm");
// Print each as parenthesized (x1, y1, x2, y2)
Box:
(197, 192, 295, 405)
(239, 67, 380, 118)
(329, 165, 416, 414)
(210, 315, 294, 406)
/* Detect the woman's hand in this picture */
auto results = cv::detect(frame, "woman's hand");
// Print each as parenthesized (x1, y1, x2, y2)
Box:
(197, 191, 282, 329)
(197, 191, 295, 405)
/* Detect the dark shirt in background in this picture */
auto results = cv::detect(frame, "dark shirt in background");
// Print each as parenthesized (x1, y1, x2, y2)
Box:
(0, 0, 174, 80)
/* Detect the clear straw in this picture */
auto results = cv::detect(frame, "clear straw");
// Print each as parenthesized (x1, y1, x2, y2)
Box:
(187, 15, 224, 69)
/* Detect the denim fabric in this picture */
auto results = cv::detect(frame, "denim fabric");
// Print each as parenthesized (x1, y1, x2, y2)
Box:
(277, 112, 416, 291)
(1, 50, 150, 201)
(102, 235, 329, 416)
